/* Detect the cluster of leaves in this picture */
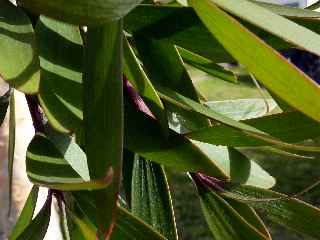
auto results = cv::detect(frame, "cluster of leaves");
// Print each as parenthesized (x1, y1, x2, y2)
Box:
(1, 0, 320, 239)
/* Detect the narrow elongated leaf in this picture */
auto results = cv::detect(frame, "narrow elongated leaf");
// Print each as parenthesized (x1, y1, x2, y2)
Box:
(158, 86, 320, 152)
(26, 134, 109, 190)
(19, 0, 142, 25)
(16, 194, 52, 240)
(189, 111, 320, 147)
(222, 185, 320, 238)
(0, 89, 10, 126)
(193, 177, 269, 240)
(9, 186, 39, 240)
(8, 89, 15, 215)
(125, 5, 320, 63)
(209, 0, 320, 57)
(124, 100, 228, 179)
(83, 22, 123, 237)
(178, 48, 237, 83)
(36, 16, 83, 133)
(0, 0, 40, 93)
(71, 192, 167, 240)
(123, 37, 168, 133)
(190, 0, 320, 124)
(225, 198, 271, 239)
(131, 156, 178, 239)
(67, 209, 96, 240)
(135, 37, 209, 130)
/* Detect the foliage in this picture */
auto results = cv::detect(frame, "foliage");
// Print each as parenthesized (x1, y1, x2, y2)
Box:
(1, 0, 320, 239)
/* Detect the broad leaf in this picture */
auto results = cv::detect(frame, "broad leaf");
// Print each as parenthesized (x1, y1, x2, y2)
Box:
(26, 134, 109, 190)
(0, 0, 40, 93)
(36, 16, 83, 133)
(16, 193, 52, 240)
(131, 156, 178, 239)
(190, 0, 320, 124)
(124, 100, 228, 179)
(222, 185, 320, 238)
(205, 98, 277, 121)
(19, 0, 142, 25)
(9, 186, 39, 240)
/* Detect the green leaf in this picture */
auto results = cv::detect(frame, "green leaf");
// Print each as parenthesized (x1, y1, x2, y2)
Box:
(131, 156, 178, 240)
(178, 48, 237, 83)
(67, 208, 96, 240)
(188, 111, 320, 147)
(71, 192, 168, 240)
(19, 0, 142, 25)
(193, 177, 269, 240)
(16, 193, 52, 240)
(123, 37, 168, 134)
(135, 37, 209, 130)
(124, 100, 228, 179)
(208, 0, 320, 57)
(158, 86, 320, 152)
(36, 16, 83, 133)
(0, 0, 40, 93)
(0, 89, 10, 126)
(205, 98, 277, 121)
(83, 21, 123, 237)
(9, 186, 39, 240)
(222, 185, 320, 238)
(8, 89, 15, 215)
(225, 198, 271, 239)
(189, 0, 320, 125)
(26, 133, 110, 190)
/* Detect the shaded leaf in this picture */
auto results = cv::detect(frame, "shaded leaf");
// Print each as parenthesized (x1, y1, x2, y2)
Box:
(36, 16, 83, 133)
(83, 22, 123, 236)
(178, 47, 237, 83)
(19, 0, 142, 25)
(131, 156, 178, 239)
(9, 186, 39, 240)
(26, 134, 110, 190)
(8, 89, 15, 215)
(222, 185, 320, 238)
(0, 89, 10, 126)
(0, 0, 40, 93)
(123, 37, 168, 134)
(16, 193, 52, 240)
(192, 176, 269, 240)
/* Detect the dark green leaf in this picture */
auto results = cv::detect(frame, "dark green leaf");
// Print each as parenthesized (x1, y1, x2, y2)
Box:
(8, 89, 15, 215)
(19, 0, 142, 25)
(0, 89, 10, 126)
(178, 48, 237, 83)
(193, 178, 269, 240)
(83, 21, 123, 236)
(222, 185, 320, 238)
(189, 111, 320, 147)
(9, 186, 39, 240)
(123, 37, 168, 135)
(131, 156, 178, 239)
(0, 0, 40, 93)
(135, 37, 209, 130)
(36, 16, 83, 133)
(26, 133, 109, 190)
(16, 193, 52, 240)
